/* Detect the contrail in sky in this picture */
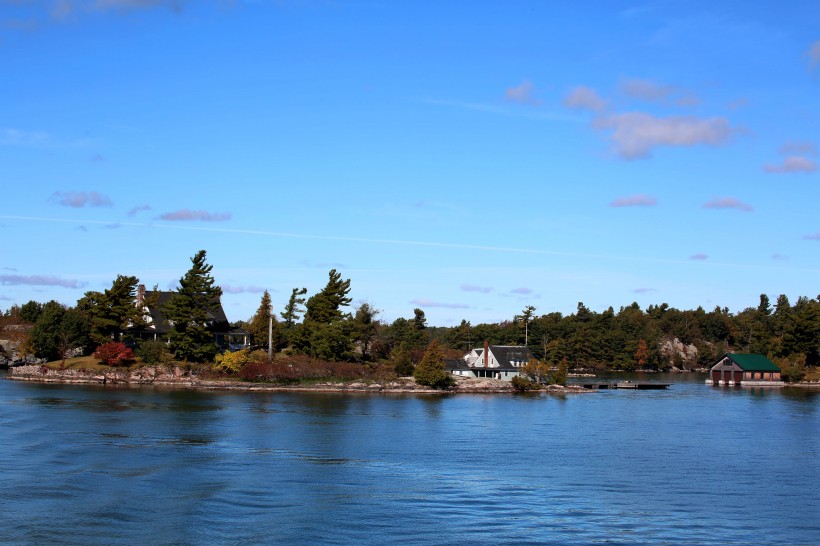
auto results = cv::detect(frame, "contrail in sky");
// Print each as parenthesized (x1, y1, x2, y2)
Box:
(1, 214, 816, 272)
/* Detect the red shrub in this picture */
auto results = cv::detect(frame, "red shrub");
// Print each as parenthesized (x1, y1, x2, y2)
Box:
(239, 354, 366, 383)
(94, 342, 135, 366)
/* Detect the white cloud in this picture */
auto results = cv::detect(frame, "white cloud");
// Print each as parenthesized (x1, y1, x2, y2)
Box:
(593, 112, 737, 159)
(50, 191, 113, 208)
(128, 204, 152, 216)
(703, 197, 753, 212)
(158, 209, 231, 222)
(505, 79, 540, 106)
(804, 232, 820, 241)
(410, 298, 470, 309)
(510, 287, 533, 295)
(689, 253, 709, 261)
(806, 40, 820, 70)
(222, 285, 267, 294)
(610, 194, 657, 207)
(564, 86, 607, 112)
(0, 274, 87, 288)
(619, 77, 699, 106)
(779, 141, 817, 156)
(763, 155, 817, 174)
(460, 284, 493, 293)
(1, 128, 51, 146)
(633, 288, 657, 293)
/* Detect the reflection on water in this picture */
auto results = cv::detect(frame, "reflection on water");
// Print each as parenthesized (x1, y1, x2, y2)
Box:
(0, 371, 818, 545)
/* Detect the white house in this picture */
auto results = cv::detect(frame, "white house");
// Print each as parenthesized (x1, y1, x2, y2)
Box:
(446, 341, 535, 381)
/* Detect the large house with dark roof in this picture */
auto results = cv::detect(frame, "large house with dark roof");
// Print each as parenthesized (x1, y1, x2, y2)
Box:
(131, 284, 249, 351)
(446, 341, 535, 381)
(708, 353, 784, 387)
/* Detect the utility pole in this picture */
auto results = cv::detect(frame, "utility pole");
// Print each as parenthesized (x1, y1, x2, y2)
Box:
(268, 303, 273, 358)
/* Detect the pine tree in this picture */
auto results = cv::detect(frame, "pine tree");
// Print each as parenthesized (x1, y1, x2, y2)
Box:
(305, 269, 352, 324)
(78, 275, 141, 345)
(413, 339, 453, 388)
(248, 290, 281, 350)
(163, 250, 222, 362)
(280, 287, 307, 328)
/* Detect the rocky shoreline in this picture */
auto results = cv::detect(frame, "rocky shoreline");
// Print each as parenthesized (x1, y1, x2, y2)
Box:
(5, 365, 591, 395)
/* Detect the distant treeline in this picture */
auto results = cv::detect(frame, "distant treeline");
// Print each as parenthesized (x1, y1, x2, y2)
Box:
(2, 251, 818, 374)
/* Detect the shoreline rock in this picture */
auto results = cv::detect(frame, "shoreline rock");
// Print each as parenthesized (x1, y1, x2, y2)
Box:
(5, 365, 590, 395)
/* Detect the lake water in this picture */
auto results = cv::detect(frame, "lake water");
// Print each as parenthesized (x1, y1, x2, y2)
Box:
(1, 371, 818, 545)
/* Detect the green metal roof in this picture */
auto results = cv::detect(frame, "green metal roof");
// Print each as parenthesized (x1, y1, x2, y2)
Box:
(726, 353, 780, 372)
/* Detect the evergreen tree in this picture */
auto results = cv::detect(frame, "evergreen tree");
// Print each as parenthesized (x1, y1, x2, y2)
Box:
(78, 275, 141, 345)
(353, 302, 379, 361)
(293, 269, 354, 361)
(247, 290, 281, 350)
(163, 250, 223, 362)
(304, 269, 352, 324)
(413, 339, 453, 388)
(280, 287, 307, 328)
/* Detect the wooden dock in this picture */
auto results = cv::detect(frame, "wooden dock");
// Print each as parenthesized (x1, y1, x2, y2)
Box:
(581, 382, 670, 390)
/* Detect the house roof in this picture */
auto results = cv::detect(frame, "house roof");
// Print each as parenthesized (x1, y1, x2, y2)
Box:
(444, 358, 471, 371)
(138, 290, 230, 334)
(472, 345, 534, 369)
(724, 353, 780, 372)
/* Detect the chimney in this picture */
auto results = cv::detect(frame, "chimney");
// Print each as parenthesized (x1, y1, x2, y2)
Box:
(484, 340, 489, 368)
(137, 284, 146, 305)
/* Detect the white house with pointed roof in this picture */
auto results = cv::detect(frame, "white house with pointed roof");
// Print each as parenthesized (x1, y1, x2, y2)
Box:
(445, 341, 535, 381)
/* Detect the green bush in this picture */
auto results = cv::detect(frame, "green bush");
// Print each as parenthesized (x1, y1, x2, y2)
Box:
(511, 375, 538, 392)
(136, 340, 168, 364)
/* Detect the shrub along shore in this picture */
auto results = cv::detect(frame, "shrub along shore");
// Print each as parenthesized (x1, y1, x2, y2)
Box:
(5, 363, 591, 394)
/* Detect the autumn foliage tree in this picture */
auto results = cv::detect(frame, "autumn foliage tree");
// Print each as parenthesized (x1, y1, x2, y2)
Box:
(93, 341, 135, 366)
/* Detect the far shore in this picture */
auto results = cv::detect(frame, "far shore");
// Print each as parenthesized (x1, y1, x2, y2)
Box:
(5, 365, 592, 395)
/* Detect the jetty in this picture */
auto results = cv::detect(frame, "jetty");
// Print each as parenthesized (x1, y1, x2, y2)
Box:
(581, 381, 670, 390)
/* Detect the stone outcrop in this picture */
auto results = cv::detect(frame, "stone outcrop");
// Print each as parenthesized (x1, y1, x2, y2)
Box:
(7, 365, 589, 394)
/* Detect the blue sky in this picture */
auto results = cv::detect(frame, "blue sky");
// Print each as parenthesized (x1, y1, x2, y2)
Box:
(1, 0, 818, 326)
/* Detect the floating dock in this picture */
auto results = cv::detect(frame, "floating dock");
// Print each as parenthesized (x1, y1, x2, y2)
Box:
(581, 382, 670, 390)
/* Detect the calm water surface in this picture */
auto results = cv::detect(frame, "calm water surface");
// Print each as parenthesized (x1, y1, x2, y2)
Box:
(1, 371, 818, 545)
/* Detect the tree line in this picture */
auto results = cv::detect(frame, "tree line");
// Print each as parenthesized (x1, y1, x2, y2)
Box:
(2, 251, 818, 378)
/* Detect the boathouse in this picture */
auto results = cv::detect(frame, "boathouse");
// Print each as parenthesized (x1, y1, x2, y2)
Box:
(709, 353, 784, 387)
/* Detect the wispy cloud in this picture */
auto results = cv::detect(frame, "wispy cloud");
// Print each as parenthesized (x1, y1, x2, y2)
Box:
(703, 197, 753, 212)
(0, 274, 87, 288)
(1, 128, 51, 146)
(689, 253, 709, 261)
(301, 260, 347, 269)
(158, 209, 231, 222)
(763, 155, 817, 174)
(510, 287, 533, 295)
(505, 79, 540, 106)
(128, 204, 152, 216)
(806, 40, 820, 70)
(593, 112, 737, 159)
(804, 232, 820, 241)
(410, 298, 470, 309)
(619, 77, 699, 106)
(772, 253, 789, 261)
(610, 194, 657, 207)
(460, 284, 493, 294)
(633, 287, 657, 293)
(564, 86, 607, 112)
(50, 191, 113, 208)
(780, 141, 817, 155)
(222, 285, 267, 294)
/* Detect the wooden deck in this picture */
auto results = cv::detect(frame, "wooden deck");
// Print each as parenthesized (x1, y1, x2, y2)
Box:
(581, 381, 670, 390)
